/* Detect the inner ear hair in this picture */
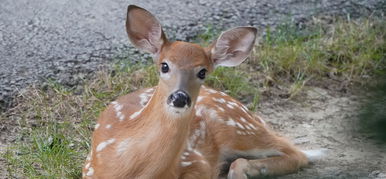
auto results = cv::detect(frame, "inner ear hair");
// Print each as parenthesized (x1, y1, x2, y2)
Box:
(126, 5, 167, 55)
(211, 27, 257, 67)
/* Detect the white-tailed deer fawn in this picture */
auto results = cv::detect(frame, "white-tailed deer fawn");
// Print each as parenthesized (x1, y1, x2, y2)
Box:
(83, 5, 324, 179)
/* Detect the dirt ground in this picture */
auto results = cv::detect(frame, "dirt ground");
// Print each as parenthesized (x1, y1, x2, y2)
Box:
(256, 87, 386, 179)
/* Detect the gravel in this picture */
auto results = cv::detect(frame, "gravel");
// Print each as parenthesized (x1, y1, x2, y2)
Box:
(0, 0, 384, 109)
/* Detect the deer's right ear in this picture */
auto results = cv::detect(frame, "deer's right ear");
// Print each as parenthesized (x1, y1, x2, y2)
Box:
(126, 5, 167, 55)
(209, 27, 257, 68)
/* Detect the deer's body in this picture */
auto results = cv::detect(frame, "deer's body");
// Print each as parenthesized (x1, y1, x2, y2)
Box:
(83, 5, 319, 179)
(83, 86, 308, 178)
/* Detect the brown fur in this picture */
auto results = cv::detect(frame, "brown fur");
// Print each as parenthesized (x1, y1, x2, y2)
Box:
(83, 86, 308, 178)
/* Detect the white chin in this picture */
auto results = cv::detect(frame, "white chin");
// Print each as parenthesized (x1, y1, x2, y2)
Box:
(167, 105, 190, 115)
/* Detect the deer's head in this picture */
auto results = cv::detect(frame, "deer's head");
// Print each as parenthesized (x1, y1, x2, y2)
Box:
(126, 5, 256, 114)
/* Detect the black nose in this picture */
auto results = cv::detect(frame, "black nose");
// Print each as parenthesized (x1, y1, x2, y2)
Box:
(167, 90, 191, 108)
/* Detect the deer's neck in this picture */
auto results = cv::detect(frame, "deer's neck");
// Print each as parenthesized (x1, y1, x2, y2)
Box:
(123, 86, 193, 177)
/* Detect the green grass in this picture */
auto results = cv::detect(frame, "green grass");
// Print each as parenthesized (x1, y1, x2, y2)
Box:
(3, 65, 159, 178)
(5, 127, 80, 178)
(2, 17, 385, 177)
(252, 17, 385, 90)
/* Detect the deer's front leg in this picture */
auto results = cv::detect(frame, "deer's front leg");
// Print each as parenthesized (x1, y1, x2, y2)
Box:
(178, 151, 214, 179)
(228, 147, 308, 178)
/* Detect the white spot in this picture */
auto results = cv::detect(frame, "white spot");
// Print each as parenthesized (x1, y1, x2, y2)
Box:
(130, 108, 143, 120)
(199, 160, 208, 165)
(194, 130, 200, 138)
(199, 121, 206, 140)
(236, 131, 246, 135)
(228, 101, 238, 107)
(239, 104, 251, 116)
(105, 124, 112, 129)
(186, 129, 200, 152)
(240, 117, 247, 123)
(241, 104, 248, 111)
(226, 119, 236, 127)
(139, 93, 151, 106)
(145, 88, 154, 93)
(218, 106, 225, 112)
(183, 152, 189, 156)
(213, 97, 226, 104)
(257, 117, 266, 125)
(181, 161, 192, 167)
(206, 88, 217, 94)
(195, 105, 205, 117)
(86, 167, 94, 176)
(86, 153, 91, 161)
(248, 123, 257, 130)
(114, 103, 123, 111)
(112, 101, 125, 121)
(86, 150, 93, 161)
(226, 103, 234, 109)
(116, 111, 125, 121)
(236, 122, 245, 129)
(197, 96, 204, 103)
(119, 114, 125, 121)
(187, 144, 193, 152)
(85, 163, 90, 169)
(220, 92, 227, 96)
(208, 109, 218, 119)
(116, 138, 131, 154)
(245, 125, 252, 130)
(96, 138, 116, 152)
(95, 123, 100, 130)
(193, 150, 203, 157)
(186, 120, 207, 152)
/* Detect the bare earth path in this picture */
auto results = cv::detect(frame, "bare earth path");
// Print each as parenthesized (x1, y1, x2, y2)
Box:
(259, 88, 386, 178)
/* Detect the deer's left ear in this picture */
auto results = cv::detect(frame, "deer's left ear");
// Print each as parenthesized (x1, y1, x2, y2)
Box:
(209, 27, 257, 67)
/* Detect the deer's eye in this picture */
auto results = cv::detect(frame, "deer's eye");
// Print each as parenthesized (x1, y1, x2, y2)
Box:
(197, 69, 207, 80)
(161, 63, 169, 73)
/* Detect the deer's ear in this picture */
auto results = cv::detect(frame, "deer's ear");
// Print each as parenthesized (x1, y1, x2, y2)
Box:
(126, 5, 167, 55)
(210, 27, 257, 67)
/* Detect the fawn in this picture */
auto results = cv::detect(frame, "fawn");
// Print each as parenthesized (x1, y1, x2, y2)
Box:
(83, 5, 324, 179)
